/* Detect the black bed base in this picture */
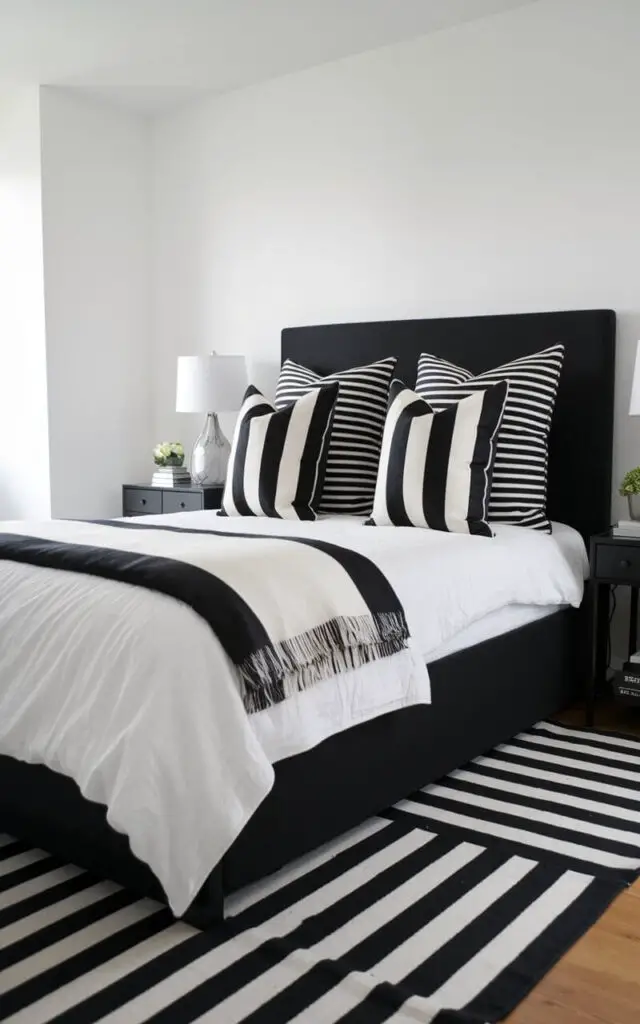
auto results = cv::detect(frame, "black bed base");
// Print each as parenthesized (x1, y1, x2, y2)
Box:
(0, 608, 583, 928)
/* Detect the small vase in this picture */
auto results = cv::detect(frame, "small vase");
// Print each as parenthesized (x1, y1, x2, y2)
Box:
(628, 494, 640, 521)
(190, 413, 231, 486)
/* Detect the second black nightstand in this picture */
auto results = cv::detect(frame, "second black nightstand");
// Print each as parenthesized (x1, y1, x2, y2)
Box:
(122, 484, 223, 517)
(587, 529, 640, 726)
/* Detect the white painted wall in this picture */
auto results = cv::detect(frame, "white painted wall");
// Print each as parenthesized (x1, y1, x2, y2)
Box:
(40, 88, 152, 519)
(0, 88, 51, 519)
(151, 0, 640, 518)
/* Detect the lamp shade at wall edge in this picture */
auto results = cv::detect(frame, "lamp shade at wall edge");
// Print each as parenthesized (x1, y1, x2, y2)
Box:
(176, 354, 246, 413)
(630, 340, 640, 416)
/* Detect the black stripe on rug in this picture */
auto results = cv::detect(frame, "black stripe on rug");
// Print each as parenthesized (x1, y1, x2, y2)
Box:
(1, 720, 639, 1024)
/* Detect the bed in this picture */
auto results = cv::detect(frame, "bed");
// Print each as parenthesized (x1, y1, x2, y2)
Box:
(0, 308, 615, 927)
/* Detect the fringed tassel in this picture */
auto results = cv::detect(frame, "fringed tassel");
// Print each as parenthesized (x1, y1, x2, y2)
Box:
(237, 611, 410, 715)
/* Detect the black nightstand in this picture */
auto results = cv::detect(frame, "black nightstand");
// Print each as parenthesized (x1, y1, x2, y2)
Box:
(587, 529, 640, 725)
(122, 484, 224, 517)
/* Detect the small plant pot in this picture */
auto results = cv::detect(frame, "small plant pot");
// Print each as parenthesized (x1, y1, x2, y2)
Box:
(628, 494, 640, 521)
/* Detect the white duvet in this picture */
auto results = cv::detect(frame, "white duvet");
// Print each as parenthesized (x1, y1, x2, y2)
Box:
(0, 512, 586, 916)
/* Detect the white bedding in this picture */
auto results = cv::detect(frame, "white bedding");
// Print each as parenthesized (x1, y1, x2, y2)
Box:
(249, 520, 587, 759)
(0, 512, 586, 916)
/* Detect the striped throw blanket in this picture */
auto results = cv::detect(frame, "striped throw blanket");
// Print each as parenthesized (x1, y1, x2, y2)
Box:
(0, 519, 409, 714)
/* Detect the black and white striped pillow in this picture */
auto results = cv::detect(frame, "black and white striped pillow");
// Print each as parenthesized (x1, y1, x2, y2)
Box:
(275, 357, 396, 516)
(367, 379, 508, 536)
(416, 345, 564, 532)
(220, 383, 338, 520)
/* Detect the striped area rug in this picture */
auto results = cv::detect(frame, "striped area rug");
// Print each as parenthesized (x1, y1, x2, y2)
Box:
(2, 720, 640, 1024)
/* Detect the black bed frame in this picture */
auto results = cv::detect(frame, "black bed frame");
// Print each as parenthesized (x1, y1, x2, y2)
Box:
(0, 309, 616, 927)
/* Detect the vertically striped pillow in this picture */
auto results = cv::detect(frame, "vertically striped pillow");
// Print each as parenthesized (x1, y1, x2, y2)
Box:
(220, 383, 338, 520)
(416, 346, 564, 532)
(275, 357, 396, 516)
(367, 379, 508, 536)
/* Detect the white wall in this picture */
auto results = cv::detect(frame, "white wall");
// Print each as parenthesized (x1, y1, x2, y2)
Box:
(40, 88, 152, 519)
(0, 88, 51, 519)
(151, 0, 640, 517)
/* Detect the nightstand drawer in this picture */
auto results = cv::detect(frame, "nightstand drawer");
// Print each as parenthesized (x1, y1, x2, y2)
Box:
(595, 544, 640, 581)
(123, 488, 162, 515)
(162, 491, 203, 514)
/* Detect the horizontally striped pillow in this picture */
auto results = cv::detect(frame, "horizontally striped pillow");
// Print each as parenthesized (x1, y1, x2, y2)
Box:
(416, 345, 565, 532)
(275, 357, 396, 516)
(367, 379, 508, 535)
(220, 383, 338, 520)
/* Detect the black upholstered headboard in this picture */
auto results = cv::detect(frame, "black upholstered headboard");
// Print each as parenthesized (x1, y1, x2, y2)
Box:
(282, 309, 616, 541)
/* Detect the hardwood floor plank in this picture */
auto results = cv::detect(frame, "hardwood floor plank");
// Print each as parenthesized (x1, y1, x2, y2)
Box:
(507, 990, 609, 1024)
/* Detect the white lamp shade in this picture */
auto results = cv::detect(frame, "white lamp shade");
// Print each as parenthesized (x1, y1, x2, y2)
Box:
(176, 354, 246, 413)
(631, 340, 640, 416)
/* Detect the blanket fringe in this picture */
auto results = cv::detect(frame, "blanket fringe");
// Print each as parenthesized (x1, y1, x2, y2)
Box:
(237, 611, 410, 714)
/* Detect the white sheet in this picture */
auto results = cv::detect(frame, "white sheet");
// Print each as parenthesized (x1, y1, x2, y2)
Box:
(426, 601, 562, 663)
(0, 513, 586, 917)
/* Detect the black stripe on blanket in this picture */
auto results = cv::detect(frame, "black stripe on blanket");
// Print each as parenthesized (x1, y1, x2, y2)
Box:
(0, 523, 409, 715)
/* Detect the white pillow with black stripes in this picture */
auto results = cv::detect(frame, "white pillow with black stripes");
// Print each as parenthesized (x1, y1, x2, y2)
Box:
(367, 379, 508, 536)
(416, 346, 565, 532)
(220, 383, 339, 520)
(275, 357, 397, 517)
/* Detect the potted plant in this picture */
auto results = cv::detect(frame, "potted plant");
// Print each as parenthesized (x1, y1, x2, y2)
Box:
(153, 442, 185, 467)
(620, 467, 640, 520)
(151, 442, 189, 487)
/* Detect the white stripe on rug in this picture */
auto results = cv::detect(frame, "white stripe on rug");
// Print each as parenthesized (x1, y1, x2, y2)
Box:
(3, 923, 195, 1024)
(226, 817, 389, 917)
(97, 830, 430, 1024)
(426, 783, 640, 846)
(0, 848, 50, 877)
(0, 900, 159, 993)
(448, 770, 640, 823)
(377, 855, 536, 983)
(0, 865, 85, 911)
(496, 744, 640, 785)
(532, 721, 640, 751)
(396, 799, 640, 870)
(452, 767, 640, 824)
(199, 843, 484, 1023)
(428, 869, 592, 1009)
(0, 880, 122, 946)
(517, 732, 640, 767)
(312, 842, 483, 959)
(474, 755, 640, 804)
(288, 972, 432, 1024)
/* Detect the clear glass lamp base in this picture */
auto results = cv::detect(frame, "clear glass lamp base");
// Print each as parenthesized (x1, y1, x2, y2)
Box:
(190, 413, 231, 486)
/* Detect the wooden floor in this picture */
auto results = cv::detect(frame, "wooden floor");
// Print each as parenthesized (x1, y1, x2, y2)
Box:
(507, 700, 640, 1024)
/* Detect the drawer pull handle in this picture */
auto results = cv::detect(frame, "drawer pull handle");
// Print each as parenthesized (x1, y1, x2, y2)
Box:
(180, 501, 186, 509)
(140, 498, 146, 506)
(621, 559, 631, 569)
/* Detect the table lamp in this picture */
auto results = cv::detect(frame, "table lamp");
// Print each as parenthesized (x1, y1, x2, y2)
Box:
(630, 340, 640, 417)
(176, 353, 246, 486)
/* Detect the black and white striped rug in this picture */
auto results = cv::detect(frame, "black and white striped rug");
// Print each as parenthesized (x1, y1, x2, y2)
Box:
(2, 720, 640, 1024)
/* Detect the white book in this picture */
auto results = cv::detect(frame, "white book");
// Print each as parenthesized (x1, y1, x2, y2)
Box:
(612, 521, 640, 536)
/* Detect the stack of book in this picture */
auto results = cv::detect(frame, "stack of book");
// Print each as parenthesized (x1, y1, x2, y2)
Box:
(151, 465, 191, 488)
(615, 650, 640, 706)
(612, 520, 640, 537)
